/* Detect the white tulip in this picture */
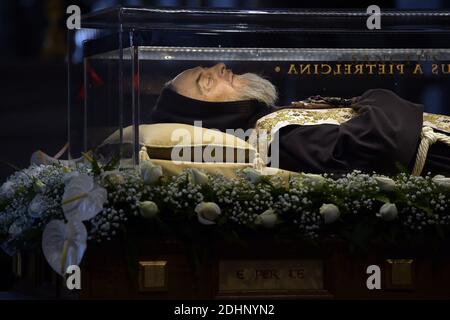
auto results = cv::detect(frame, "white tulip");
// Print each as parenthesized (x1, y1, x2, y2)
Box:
(28, 194, 45, 218)
(432, 175, 450, 189)
(139, 201, 159, 219)
(319, 203, 340, 224)
(187, 169, 209, 186)
(140, 160, 163, 185)
(374, 176, 396, 192)
(243, 168, 263, 184)
(254, 209, 278, 228)
(195, 202, 221, 225)
(62, 174, 107, 222)
(42, 220, 87, 276)
(378, 203, 398, 221)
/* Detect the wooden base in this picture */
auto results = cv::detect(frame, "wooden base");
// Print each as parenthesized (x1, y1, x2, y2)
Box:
(13, 237, 450, 299)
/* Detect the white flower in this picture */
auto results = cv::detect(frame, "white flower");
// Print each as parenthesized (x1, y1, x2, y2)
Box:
(187, 169, 209, 186)
(243, 168, 263, 184)
(432, 175, 450, 189)
(302, 173, 326, 186)
(254, 209, 278, 228)
(0, 181, 14, 199)
(378, 203, 398, 221)
(62, 174, 107, 222)
(33, 179, 46, 193)
(195, 202, 221, 225)
(319, 203, 340, 224)
(42, 220, 87, 276)
(28, 194, 46, 218)
(374, 176, 396, 192)
(140, 160, 163, 185)
(8, 221, 22, 236)
(139, 201, 159, 219)
(63, 171, 80, 183)
(101, 171, 125, 185)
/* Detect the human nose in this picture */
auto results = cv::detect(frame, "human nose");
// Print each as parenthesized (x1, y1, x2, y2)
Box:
(212, 63, 226, 77)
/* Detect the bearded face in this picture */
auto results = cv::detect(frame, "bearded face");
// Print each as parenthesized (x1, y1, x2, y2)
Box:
(168, 63, 278, 106)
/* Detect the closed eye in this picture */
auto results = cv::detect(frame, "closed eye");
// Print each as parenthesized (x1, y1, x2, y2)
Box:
(206, 75, 212, 87)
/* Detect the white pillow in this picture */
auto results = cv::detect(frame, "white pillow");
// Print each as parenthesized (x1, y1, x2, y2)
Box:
(99, 123, 257, 164)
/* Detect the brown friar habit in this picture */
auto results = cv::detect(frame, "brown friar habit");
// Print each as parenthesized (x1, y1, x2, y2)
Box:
(150, 87, 450, 175)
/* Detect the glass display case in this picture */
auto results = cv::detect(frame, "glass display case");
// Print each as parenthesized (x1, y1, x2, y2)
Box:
(68, 7, 450, 165)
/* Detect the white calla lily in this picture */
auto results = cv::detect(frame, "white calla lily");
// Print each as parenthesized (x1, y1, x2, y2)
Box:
(378, 203, 398, 221)
(320, 203, 341, 224)
(63, 171, 80, 183)
(42, 220, 87, 276)
(62, 174, 107, 222)
(140, 160, 163, 185)
(195, 202, 221, 225)
(254, 209, 278, 228)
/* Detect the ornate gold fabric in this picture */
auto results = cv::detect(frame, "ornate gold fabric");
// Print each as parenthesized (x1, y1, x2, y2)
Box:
(255, 107, 450, 143)
(255, 108, 357, 143)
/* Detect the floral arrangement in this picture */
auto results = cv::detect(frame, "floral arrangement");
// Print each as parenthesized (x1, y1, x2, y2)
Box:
(1, 158, 450, 276)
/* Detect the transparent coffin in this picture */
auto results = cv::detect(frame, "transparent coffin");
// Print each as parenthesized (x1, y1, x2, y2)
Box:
(68, 7, 450, 166)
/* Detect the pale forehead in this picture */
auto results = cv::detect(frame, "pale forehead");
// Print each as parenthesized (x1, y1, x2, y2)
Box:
(170, 67, 204, 98)
(173, 67, 201, 82)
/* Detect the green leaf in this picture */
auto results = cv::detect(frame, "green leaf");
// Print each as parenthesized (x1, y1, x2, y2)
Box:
(416, 204, 433, 216)
(374, 194, 390, 204)
(82, 152, 102, 176)
(103, 155, 120, 172)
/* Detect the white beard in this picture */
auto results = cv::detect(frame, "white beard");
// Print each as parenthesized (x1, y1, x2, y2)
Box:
(237, 73, 278, 106)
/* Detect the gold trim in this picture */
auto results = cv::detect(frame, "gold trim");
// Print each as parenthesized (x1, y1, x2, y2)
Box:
(385, 259, 414, 290)
(218, 259, 324, 293)
(138, 261, 168, 292)
(255, 108, 357, 143)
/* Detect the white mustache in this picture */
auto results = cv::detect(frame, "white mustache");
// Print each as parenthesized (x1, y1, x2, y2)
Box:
(237, 73, 278, 106)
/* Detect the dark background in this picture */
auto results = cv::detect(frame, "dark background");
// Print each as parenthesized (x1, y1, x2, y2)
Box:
(0, 0, 449, 293)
